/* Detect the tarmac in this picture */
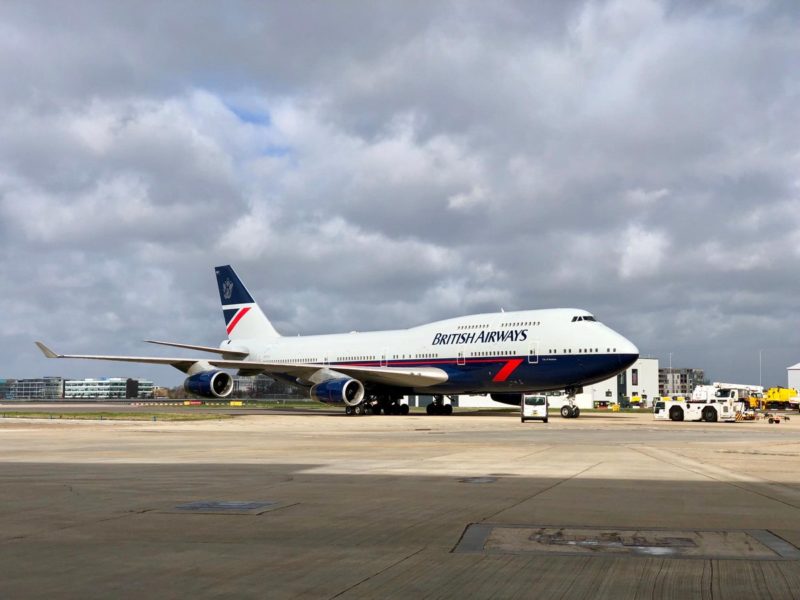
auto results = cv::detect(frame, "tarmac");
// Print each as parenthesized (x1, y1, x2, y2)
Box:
(1, 409, 799, 599)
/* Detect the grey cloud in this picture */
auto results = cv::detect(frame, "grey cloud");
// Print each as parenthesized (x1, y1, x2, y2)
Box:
(1, 0, 798, 387)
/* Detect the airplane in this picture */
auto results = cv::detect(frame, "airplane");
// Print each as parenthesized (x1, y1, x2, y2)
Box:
(36, 265, 639, 418)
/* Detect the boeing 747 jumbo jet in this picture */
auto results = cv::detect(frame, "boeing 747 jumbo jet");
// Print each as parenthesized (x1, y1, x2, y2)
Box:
(37, 265, 638, 418)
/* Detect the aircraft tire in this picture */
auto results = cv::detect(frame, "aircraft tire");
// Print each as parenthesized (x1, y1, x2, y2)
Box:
(560, 405, 572, 419)
(426, 403, 435, 415)
(345, 406, 354, 416)
(573, 407, 580, 418)
(355, 404, 365, 415)
(443, 404, 453, 415)
(400, 404, 409, 415)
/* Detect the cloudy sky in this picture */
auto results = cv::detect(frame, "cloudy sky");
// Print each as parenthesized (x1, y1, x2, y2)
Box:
(1, 0, 798, 388)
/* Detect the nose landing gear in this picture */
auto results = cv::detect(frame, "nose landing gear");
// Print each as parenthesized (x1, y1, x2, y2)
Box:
(560, 387, 582, 418)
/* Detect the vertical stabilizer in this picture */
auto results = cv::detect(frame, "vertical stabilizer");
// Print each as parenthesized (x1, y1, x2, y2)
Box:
(215, 265, 281, 341)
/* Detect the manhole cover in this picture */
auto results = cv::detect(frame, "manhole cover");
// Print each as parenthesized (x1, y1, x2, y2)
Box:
(455, 524, 800, 560)
(171, 500, 278, 514)
(460, 477, 498, 484)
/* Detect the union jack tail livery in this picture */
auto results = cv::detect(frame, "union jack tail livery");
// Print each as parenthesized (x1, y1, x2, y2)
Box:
(215, 265, 281, 341)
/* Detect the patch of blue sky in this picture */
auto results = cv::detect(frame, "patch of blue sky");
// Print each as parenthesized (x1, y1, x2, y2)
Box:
(262, 145, 291, 157)
(229, 104, 272, 126)
(222, 97, 272, 127)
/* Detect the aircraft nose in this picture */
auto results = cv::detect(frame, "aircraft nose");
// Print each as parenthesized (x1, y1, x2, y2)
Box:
(616, 335, 639, 368)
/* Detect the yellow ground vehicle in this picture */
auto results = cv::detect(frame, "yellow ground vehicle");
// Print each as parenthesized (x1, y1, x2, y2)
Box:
(763, 387, 799, 410)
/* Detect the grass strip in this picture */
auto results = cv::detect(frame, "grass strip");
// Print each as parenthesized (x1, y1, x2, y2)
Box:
(0, 412, 232, 422)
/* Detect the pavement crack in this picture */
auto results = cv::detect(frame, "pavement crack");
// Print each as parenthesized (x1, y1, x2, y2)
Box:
(327, 546, 426, 599)
(480, 460, 603, 522)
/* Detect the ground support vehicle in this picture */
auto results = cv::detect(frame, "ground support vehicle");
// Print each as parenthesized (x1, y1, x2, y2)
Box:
(521, 394, 548, 423)
(763, 387, 799, 411)
(760, 412, 792, 424)
(655, 397, 746, 423)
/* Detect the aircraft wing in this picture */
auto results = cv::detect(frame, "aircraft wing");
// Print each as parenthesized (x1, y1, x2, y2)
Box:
(144, 339, 249, 357)
(35, 342, 448, 388)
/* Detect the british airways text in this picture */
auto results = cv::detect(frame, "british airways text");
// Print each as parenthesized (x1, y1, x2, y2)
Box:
(431, 329, 528, 345)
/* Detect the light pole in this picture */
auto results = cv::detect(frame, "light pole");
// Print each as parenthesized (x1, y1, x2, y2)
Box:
(759, 350, 762, 388)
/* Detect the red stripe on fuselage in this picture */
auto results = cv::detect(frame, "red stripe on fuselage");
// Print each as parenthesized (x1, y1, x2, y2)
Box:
(492, 358, 524, 382)
(226, 306, 251, 334)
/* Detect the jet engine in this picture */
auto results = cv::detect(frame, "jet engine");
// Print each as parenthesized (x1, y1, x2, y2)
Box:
(184, 370, 234, 398)
(310, 378, 365, 406)
(490, 393, 524, 406)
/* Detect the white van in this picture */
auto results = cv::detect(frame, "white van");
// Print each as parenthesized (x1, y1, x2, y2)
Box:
(521, 394, 549, 423)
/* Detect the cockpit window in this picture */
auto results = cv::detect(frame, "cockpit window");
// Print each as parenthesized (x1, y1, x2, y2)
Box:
(571, 315, 597, 322)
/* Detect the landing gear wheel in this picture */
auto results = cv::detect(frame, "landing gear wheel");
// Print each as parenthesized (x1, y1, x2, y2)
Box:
(345, 406, 354, 416)
(355, 404, 365, 415)
(443, 404, 453, 416)
(372, 405, 381, 416)
(426, 403, 435, 415)
(560, 405, 572, 419)
(399, 404, 409, 415)
(572, 407, 580, 418)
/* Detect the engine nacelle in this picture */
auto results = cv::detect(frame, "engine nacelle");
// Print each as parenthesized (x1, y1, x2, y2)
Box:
(310, 378, 365, 406)
(491, 393, 524, 406)
(184, 370, 234, 398)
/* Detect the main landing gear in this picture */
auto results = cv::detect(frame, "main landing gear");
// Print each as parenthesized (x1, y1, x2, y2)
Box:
(345, 394, 409, 416)
(560, 386, 582, 419)
(426, 395, 454, 415)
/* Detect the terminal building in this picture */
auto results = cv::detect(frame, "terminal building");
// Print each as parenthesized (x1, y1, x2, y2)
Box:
(63, 378, 154, 399)
(1, 377, 154, 400)
(7, 377, 64, 399)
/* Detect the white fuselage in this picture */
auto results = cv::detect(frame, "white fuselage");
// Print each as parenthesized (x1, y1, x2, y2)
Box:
(220, 308, 639, 395)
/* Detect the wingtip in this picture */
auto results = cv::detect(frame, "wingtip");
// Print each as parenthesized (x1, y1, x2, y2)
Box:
(35, 341, 60, 358)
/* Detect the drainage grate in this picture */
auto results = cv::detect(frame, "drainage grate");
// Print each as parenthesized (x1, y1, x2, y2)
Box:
(460, 477, 498, 484)
(171, 500, 278, 515)
(454, 524, 800, 560)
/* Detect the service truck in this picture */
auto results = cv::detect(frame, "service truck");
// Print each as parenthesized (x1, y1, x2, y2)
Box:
(763, 387, 799, 410)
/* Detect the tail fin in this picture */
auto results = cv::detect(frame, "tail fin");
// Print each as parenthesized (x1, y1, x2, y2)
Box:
(215, 265, 281, 341)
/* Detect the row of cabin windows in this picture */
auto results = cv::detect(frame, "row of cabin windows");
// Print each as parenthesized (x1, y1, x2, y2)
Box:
(458, 321, 541, 330)
(283, 347, 621, 363)
(546, 348, 617, 354)
(470, 350, 515, 357)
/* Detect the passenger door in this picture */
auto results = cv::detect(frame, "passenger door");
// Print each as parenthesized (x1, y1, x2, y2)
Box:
(527, 342, 539, 365)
